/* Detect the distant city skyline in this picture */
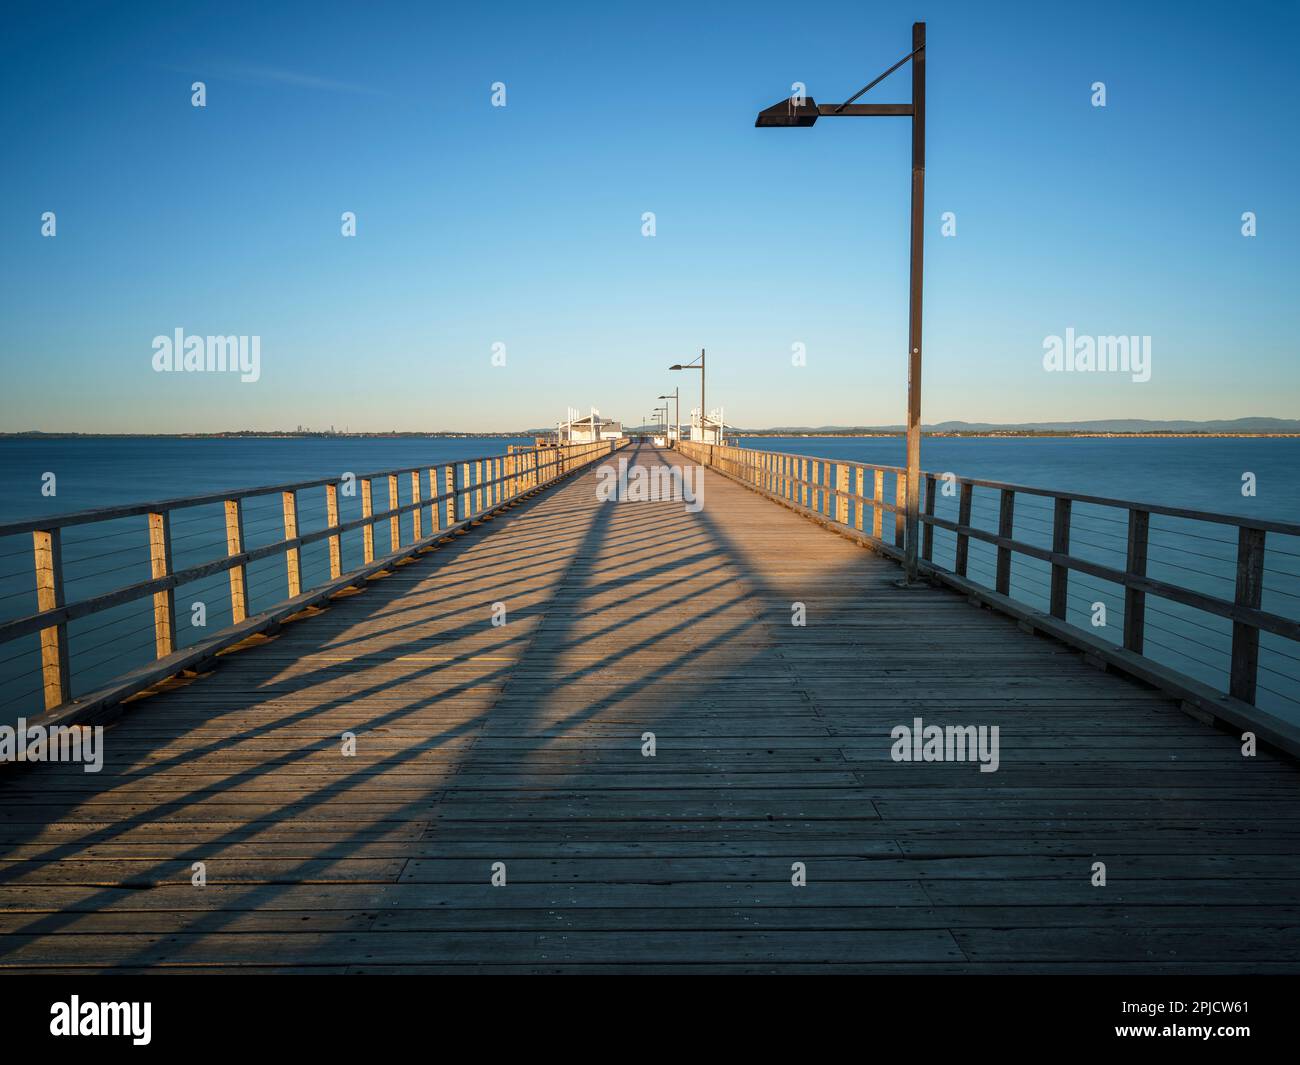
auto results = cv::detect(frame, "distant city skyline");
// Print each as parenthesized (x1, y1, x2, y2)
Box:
(2, 0, 1296, 433)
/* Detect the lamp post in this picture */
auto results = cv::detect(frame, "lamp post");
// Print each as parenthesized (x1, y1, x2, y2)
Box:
(658, 389, 680, 445)
(754, 21, 926, 585)
(669, 349, 705, 444)
(653, 405, 669, 441)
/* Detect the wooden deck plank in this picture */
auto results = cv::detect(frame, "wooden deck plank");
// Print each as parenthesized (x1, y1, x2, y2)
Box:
(1, 444, 1297, 972)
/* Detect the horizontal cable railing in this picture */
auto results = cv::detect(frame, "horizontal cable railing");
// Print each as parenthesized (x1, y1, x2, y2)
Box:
(0, 439, 623, 725)
(676, 440, 1300, 747)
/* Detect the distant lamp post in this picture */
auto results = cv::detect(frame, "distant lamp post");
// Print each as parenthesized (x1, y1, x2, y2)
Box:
(755, 21, 926, 586)
(669, 349, 706, 443)
(659, 389, 680, 445)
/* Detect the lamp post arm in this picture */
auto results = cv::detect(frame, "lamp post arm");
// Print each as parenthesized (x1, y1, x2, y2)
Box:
(818, 104, 911, 117)
(831, 41, 925, 113)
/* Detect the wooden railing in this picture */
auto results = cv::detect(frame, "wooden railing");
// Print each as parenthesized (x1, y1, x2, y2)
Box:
(0, 439, 623, 726)
(676, 440, 1300, 754)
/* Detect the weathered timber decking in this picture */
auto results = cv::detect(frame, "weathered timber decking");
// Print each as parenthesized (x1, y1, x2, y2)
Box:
(1, 444, 1298, 973)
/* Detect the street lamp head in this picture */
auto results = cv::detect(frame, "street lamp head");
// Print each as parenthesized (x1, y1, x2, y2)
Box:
(669, 364, 683, 370)
(755, 95, 819, 127)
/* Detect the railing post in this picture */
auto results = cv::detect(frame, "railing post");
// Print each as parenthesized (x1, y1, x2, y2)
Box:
(474, 460, 484, 515)
(459, 462, 470, 520)
(955, 482, 972, 577)
(995, 489, 1015, 595)
(922, 475, 936, 562)
(428, 469, 441, 533)
(224, 499, 249, 623)
(410, 470, 422, 541)
(1230, 526, 1266, 704)
(388, 474, 401, 553)
(444, 465, 456, 527)
(895, 474, 907, 548)
(326, 483, 342, 578)
(873, 470, 885, 540)
(1050, 497, 1072, 619)
(855, 467, 865, 530)
(361, 478, 374, 563)
(147, 511, 176, 658)
(32, 528, 70, 710)
(282, 490, 301, 597)
(1123, 509, 1149, 654)
(836, 463, 850, 525)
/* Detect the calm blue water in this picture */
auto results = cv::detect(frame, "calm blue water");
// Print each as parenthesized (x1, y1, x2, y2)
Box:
(1, 435, 1297, 726)
(0, 437, 532, 523)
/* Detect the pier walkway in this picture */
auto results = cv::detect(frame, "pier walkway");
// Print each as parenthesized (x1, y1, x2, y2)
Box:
(1, 445, 1298, 972)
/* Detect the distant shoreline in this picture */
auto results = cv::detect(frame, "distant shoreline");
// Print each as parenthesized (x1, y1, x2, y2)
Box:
(0, 432, 533, 441)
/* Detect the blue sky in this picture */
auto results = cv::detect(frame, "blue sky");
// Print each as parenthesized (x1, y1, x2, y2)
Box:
(1, 0, 1296, 432)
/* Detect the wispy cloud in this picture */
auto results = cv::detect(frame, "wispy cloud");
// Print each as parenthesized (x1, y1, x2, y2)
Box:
(167, 62, 390, 97)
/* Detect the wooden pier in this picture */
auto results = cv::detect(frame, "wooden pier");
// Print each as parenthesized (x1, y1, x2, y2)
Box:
(1, 444, 1299, 972)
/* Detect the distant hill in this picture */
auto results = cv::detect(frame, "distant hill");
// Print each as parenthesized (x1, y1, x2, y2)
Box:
(741, 418, 1300, 435)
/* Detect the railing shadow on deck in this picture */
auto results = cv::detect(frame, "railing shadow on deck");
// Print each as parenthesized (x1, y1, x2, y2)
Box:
(0, 445, 802, 966)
